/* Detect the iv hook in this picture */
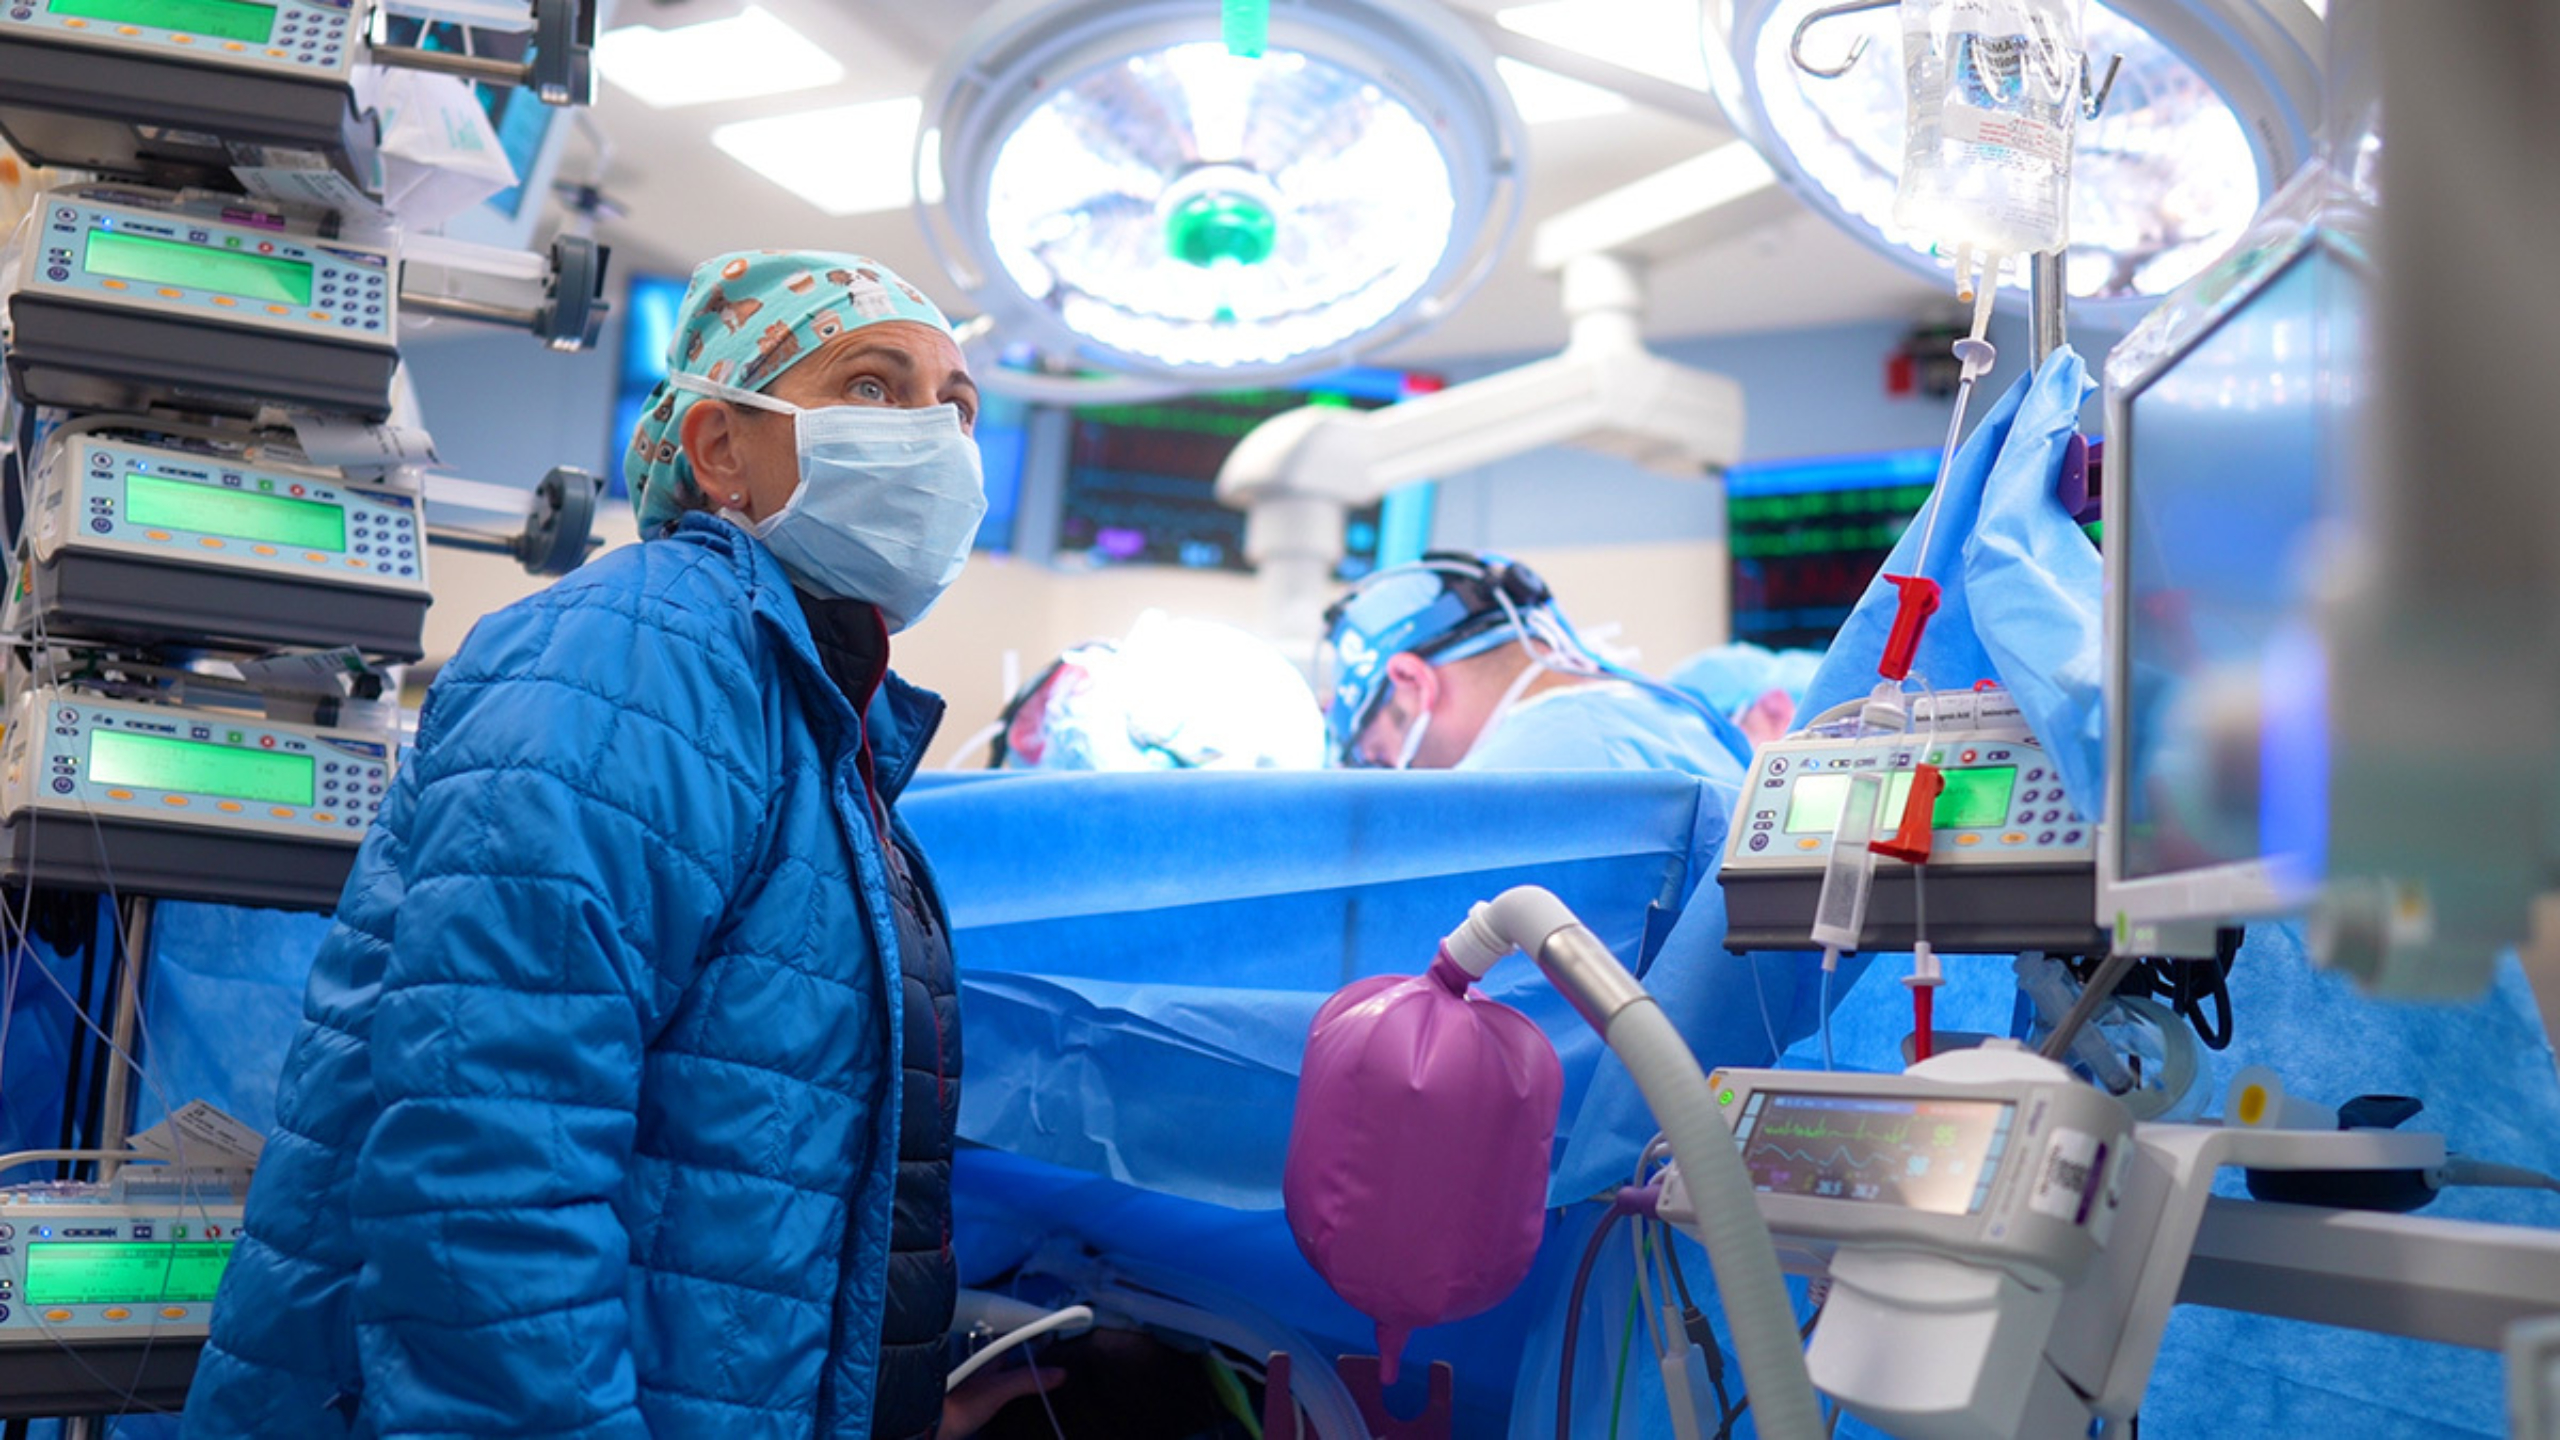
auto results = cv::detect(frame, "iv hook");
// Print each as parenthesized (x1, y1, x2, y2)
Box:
(1789, 0, 1896, 79)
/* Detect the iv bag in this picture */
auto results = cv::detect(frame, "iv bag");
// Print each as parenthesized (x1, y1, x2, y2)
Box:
(1893, 0, 2086, 259)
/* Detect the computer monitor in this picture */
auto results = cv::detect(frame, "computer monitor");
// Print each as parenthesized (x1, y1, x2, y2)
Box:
(2098, 172, 2370, 953)
(1058, 368, 1439, 576)
(1726, 448, 1941, 651)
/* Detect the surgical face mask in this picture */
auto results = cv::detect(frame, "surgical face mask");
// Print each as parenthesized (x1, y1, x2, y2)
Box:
(1390, 708, 1434, 771)
(670, 372, 987, 630)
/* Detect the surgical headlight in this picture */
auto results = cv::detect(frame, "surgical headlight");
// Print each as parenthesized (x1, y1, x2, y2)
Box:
(917, 0, 1526, 386)
(1320, 554, 1553, 762)
(1706, 0, 2323, 315)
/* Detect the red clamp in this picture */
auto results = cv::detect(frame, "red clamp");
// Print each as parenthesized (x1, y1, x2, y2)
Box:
(1878, 574, 1941, 682)
(1870, 763, 1945, 865)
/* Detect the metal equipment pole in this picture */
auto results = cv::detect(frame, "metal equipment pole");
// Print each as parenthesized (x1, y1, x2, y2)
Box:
(94, 895, 154, 1185)
(2030, 251, 2069, 368)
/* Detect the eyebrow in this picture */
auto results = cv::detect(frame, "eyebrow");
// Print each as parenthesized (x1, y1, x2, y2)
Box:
(822, 339, 919, 377)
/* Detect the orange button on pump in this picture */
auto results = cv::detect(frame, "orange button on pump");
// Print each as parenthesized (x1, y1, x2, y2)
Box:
(62, 17, 85, 25)
(157, 287, 181, 299)
(199, 537, 224, 549)
(145, 530, 171, 541)
(163, 795, 189, 807)
(266, 46, 286, 55)
(106, 789, 133, 801)
(113, 23, 137, 33)
(308, 311, 328, 321)
(42, 1309, 70, 1324)
(313, 812, 336, 824)
(212, 296, 236, 307)
(99, 279, 125, 290)
(266, 304, 290, 315)
(161, 1307, 187, 1320)
(217, 801, 243, 813)
(270, 807, 296, 819)
(2000, 832, 2027, 846)
(305, 552, 327, 563)
(1796, 838, 1822, 852)
(102, 1307, 130, 1321)
(1955, 834, 1983, 847)
(222, 40, 243, 49)
(252, 544, 277, 556)
(346, 558, 368, 568)
(168, 32, 192, 41)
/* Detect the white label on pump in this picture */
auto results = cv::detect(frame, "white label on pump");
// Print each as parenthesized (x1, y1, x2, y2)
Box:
(2029, 1127, 2106, 1226)
(291, 412, 443, 471)
(233, 646, 374, 697)
(128, 1100, 265, 1167)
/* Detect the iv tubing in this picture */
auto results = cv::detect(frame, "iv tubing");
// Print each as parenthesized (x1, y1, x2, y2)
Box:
(1444, 888, 1826, 1440)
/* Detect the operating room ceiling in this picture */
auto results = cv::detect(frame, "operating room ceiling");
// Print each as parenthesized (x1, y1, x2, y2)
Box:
(579, 0, 1946, 368)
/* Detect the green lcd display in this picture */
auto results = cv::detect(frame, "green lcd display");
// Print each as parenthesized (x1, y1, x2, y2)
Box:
(45, 0, 275, 43)
(1783, 766, 2021, 836)
(89, 729, 315, 806)
(126, 473, 345, 552)
(23, 1241, 236, 1306)
(84, 229, 313, 306)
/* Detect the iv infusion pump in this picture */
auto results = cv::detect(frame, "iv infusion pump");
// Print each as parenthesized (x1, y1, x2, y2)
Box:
(0, 684, 393, 909)
(11, 430, 431, 660)
(6, 184, 398, 421)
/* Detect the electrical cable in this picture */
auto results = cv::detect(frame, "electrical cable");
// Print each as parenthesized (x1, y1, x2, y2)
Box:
(1608, 1283, 1639, 1440)
(1480, 584, 1742, 796)
(2037, 949, 2142, 1063)
(1818, 964, 1835, 1072)
(1656, 1233, 1734, 1440)
(1557, 1198, 1640, 1440)
(945, 1305, 1094, 1392)
(1024, 1338, 1068, 1440)
(1719, 1303, 1827, 1435)
(1633, 1217, 1666, 1362)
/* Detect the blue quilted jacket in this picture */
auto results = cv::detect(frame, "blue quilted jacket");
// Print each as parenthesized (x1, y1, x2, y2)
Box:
(183, 516, 945, 1439)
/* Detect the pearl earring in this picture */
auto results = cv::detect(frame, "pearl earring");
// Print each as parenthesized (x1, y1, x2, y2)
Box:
(729, 493, 744, 505)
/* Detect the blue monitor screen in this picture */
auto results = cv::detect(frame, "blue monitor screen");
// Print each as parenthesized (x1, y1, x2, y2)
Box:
(2119, 248, 2361, 885)
(1059, 366, 1436, 576)
(607, 273, 1027, 553)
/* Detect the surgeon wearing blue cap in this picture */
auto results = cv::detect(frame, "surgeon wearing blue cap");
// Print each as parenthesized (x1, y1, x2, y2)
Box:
(185, 252, 1050, 1440)
(1322, 550, 1754, 781)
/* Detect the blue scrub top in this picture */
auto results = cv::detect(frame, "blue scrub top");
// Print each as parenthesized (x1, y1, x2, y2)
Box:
(1459, 679, 1748, 787)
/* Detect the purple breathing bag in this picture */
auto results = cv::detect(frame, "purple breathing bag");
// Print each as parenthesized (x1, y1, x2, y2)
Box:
(1283, 949, 1563, 1384)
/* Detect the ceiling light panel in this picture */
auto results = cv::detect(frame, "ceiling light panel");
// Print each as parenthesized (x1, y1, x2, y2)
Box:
(1496, 58, 1632, 124)
(596, 5, 844, 110)
(714, 97, 924, 216)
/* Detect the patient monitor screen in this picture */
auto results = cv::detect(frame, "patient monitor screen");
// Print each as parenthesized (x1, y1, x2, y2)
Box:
(1739, 1092, 2013, 1214)
(2119, 252, 2359, 884)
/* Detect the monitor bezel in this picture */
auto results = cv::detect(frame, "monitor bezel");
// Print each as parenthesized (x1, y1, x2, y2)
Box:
(2096, 214, 2370, 951)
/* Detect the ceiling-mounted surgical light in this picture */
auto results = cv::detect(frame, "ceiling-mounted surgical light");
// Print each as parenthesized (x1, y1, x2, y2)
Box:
(1704, 0, 2324, 314)
(917, 0, 1527, 388)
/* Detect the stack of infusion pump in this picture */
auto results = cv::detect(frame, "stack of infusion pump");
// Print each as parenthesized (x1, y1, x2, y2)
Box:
(0, 0, 606, 912)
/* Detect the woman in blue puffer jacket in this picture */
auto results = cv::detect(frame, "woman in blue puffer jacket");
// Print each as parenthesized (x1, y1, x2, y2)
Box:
(183, 251, 1032, 1440)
